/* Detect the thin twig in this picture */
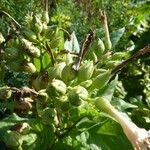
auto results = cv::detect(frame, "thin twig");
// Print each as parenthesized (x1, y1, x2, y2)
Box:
(73, 29, 94, 71)
(0, 10, 21, 28)
(46, 42, 56, 66)
(111, 44, 150, 75)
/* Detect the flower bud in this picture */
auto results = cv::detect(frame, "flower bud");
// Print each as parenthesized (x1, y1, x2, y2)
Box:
(68, 86, 88, 106)
(47, 79, 67, 97)
(23, 61, 36, 74)
(95, 97, 150, 150)
(21, 38, 40, 57)
(77, 61, 94, 83)
(0, 86, 12, 100)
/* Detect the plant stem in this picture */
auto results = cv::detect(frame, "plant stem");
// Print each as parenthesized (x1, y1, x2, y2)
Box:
(111, 44, 150, 75)
(73, 29, 94, 71)
(0, 10, 21, 28)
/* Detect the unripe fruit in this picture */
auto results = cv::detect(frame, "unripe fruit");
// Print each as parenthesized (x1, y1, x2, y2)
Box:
(90, 70, 111, 90)
(41, 107, 57, 125)
(32, 72, 48, 91)
(48, 62, 66, 80)
(23, 28, 37, 42)
(68, 86, 88, 106)
(77, 61, 94, 83)
(47, 79, 67, 97)
(0, 86, 12, 100)
(3, 130, 22, 148)
(21, 38, 40, 58)
(23, 62, 36, 74)
(61, 63, 77, 82)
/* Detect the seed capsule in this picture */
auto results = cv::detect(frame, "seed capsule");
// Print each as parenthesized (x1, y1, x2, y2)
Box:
(32, 16, 43, 34)
(23, 28, 37, 42)
(23, 62, 36, 74)
(77, 61, 94, 83)
(61, 63, 77, 82)
(0, 86, 12, 100)
(47, 79, 67, 97)
(68, 86, 88, 106)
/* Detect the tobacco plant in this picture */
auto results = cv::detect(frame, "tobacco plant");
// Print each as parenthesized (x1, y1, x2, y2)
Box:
(0, 7, 150, 150)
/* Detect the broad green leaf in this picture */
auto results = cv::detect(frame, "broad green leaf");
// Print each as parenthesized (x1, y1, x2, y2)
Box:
(112, 97, 137, 111)
(64, 31, 80, 53)
(42, 52, 50, 69)
(33, 58, 41, 72)
(97, 75, 118, 102)
(110, 28, 125, 48)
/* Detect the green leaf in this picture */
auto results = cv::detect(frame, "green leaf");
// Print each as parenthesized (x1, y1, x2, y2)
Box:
(97, 75, 118, 102)
(110, 28, 125, 48)
(112, 97, 137, 111)
(33, 58, 41, 72)
(64, 31, 80, 53)
(42, 52, 50, 69)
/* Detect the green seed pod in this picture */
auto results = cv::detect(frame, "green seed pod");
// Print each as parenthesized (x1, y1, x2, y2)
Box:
(3, 130, 22, 148)
(68, 86, 88, 106)
(4, 47, 19, 60)
(90, 70, 112, 90)
(104, 60, 120, 69)
(21, 38, 40, 57)
(98, 38, 105, 54)
(48, 62, 66, 81)
(77, 61, 94, 83)
(42, 11, 49, 24)
(23, 28, 37, 42)
(61, 63, 77, 82)
(32, 16, 43, 34)
(23, 61, 36, 74)
(47, 79, 67, 97)
(37, 91, 48, 103)
(41, 107, 57, 125)
(0, 32, 5, 44)
(0, 86, 12, 100)
(32, 72, 48, 91)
